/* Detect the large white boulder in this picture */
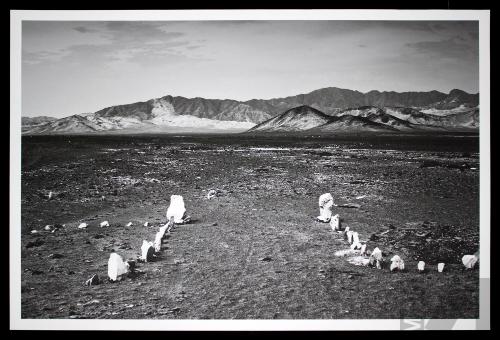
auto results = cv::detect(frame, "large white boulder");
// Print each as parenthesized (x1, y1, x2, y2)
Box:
(317, 193, 334, 222)
(141, 240, 155, 262)
(418, 261, 425, 272)
(166, 195, 188, 224)
(78, 223, 88, 229)
(107, 253, 130, 281)
(330, 214, 340, 231)
(437, 263, 445, 272)
(100, 221, 110, 228)
(462, 254, 479, 269)
(390, 255, 405, 271)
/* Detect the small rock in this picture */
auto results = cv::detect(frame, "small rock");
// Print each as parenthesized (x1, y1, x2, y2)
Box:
(85, 274, 100, 286)
(78, 223, 88, 229)
(438, 263, 445, 272)
(259, 256, 273, 262)
(100, 221, 110, 228)
(126, 222, 133, 227)
(48, 253, 64, 259)
(207, 189, 218, 199)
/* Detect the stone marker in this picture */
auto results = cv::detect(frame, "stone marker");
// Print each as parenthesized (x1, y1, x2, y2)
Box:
(437, 263, 445, 272)
(317, 193, 334, 222)
(141, 240, 155, 262)
(360, 243, 367, 256)
(346, 231, 354, 244)
(107, 253, 129, 281)
(166, 195, 190, 224)
(390, 255, 405, 271)
(462, 254, 478, 269)
(154, 231, 163, 252)
(351, 232, 361, 249)
(369, 247, 383, 269)
(418, 261, 425, 272)
(330, 214, 340, 231)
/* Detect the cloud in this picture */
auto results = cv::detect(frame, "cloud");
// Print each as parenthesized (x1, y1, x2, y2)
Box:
(73, 26, 95, 33)
(406, 37, 478, 61)
(24, 22, 207, 68)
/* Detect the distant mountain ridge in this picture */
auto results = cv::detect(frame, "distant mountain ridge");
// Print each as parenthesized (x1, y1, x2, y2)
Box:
(246, 105, 478, 134)
(22, 86, 479, 134)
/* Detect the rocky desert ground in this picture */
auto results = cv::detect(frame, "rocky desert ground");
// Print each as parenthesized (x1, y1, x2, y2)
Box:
(20, 133, 480, 319)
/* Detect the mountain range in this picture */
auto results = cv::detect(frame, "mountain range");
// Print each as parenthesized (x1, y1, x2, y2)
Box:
(22, 87, 479, 135)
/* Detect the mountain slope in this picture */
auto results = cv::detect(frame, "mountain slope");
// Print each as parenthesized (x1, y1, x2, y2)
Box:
(310, 115, 398, 133)
(23, 86, 479, 135)
(246, 105, 332, 132)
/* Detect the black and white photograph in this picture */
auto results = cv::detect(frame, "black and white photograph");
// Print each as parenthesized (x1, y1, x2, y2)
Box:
(10, 9, 490, 330)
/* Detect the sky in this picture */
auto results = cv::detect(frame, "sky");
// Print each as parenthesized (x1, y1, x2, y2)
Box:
(22, 20, 479, 118)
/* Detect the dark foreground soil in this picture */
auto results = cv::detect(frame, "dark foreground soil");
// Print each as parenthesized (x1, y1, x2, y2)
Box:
(20, 134, 480, 319)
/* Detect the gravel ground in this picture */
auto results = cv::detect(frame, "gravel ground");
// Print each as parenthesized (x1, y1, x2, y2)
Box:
(20, 134, 480, 319)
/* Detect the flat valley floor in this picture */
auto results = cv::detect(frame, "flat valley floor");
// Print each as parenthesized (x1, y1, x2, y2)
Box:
(19, 134, 480, 319)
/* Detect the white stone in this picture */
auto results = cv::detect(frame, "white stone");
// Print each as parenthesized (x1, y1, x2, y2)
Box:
(317, 193, 334, 222)
(330, 214, 340, 231)
(462, 255, 478, 269)
(78, 223, 88, 229)
(100, 221, 110, 228)
(154, 232, 163, 252)
(437, 263, 445, 272)
(44, 225, 52, 231)
(351, 242, 362, 251)
(143, 222, 149, 227)
(390, 255, 405, 271)
(141, 240, 155, 262)
(107, 253, 129, 281)
(352, 232, 360, 244)
(207, 189, 217, 199)
(30, 230, 38, 234)
(370, 247, 383, 269)
(126, 222, 133, 227)
(166, 195, 187, 224)
(346, 231, 354, 244)
(418, 261, 425, 272)
(48, 191, 53, 200)
(360, 243, 367, 256)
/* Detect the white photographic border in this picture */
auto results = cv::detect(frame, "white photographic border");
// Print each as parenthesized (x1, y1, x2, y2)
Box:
(10, 9, 490, 330)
